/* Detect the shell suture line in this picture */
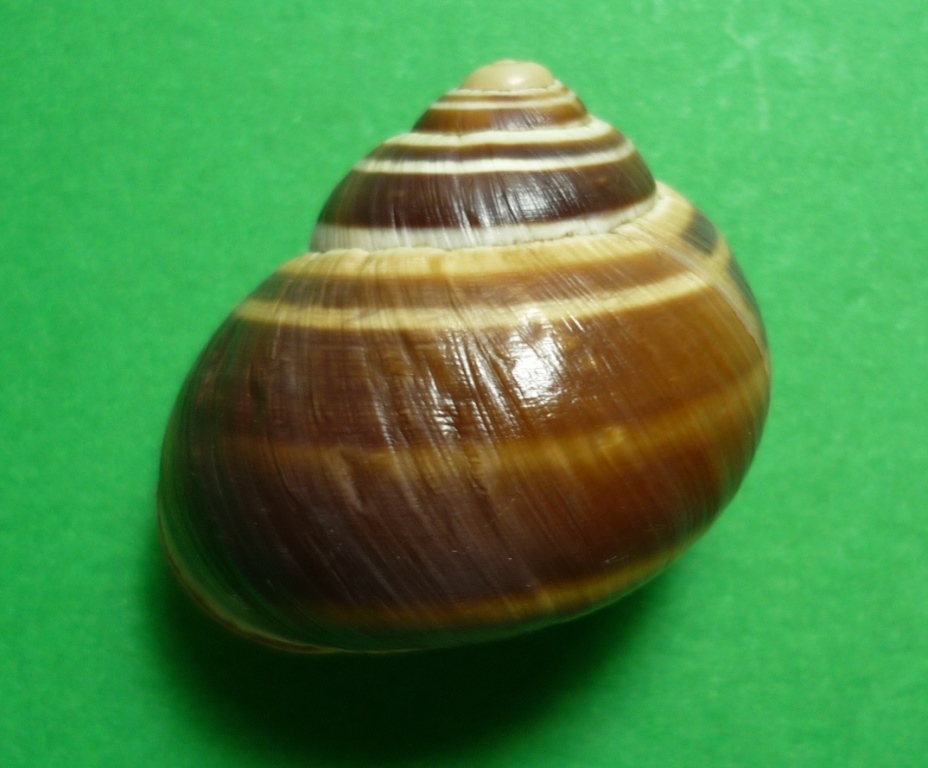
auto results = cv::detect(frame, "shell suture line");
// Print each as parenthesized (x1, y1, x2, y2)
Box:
(235, 253, 729, 332)
(428, 91, 580, 111)
(353, 143, 636, 175)
(446, 81, 566, 98)
(382, 117, 612, 147)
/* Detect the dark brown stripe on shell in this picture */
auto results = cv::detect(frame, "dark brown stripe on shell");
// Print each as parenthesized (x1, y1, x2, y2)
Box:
(726, 259, 767, 347)
(413, 100, 588, 133)
(676, 206, 766, 348)
(680, 208, 719, 255)
(316, 155, 656, 229)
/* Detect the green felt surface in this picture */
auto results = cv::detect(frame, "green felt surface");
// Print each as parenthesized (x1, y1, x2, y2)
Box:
(2, 1, 926, 766)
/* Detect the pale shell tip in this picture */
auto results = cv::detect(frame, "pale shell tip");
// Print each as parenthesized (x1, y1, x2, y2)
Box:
(459, 60, 555, 91)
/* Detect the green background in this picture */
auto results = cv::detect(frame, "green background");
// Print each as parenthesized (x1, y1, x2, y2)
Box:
(2, 1, 926, 765)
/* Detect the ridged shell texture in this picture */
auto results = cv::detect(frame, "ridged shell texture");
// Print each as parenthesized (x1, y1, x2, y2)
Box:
(158, 61, 771, 652)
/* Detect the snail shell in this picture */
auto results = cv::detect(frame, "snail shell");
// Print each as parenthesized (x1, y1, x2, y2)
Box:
(158, 61, 770, 653)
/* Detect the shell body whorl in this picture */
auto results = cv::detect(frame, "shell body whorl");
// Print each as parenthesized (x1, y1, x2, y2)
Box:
(158, 62, 771, 653)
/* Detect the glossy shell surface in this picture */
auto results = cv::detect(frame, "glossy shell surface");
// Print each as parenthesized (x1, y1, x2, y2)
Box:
(158, 61, 771, 652)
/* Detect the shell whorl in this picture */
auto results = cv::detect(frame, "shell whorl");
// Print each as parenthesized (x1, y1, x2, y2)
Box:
(158, 61, 771, 653)
(311, 61, 657, 251)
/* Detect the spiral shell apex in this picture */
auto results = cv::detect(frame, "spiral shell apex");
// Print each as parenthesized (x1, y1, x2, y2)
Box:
(312, 61, 656, 252)
(158, 61, 771, 653)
